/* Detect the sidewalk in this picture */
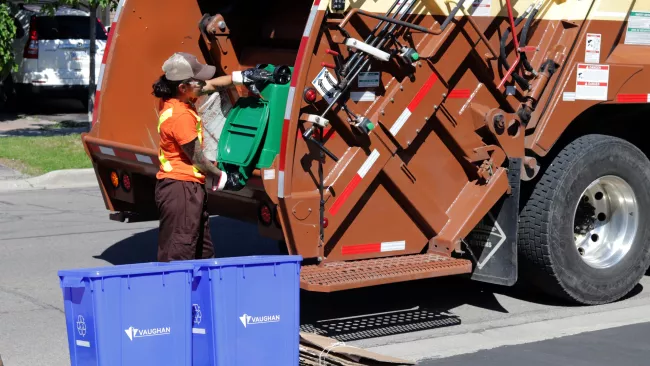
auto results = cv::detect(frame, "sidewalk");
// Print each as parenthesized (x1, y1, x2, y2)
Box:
(0, 164, 24, 181)
(0, 166, 97, 192)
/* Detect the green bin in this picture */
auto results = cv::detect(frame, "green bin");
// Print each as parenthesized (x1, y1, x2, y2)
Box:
(217, 65, 292, 184)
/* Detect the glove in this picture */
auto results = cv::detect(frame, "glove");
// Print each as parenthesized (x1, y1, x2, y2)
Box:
(210, 171, 244, 191)
(232, 68, 273, 97)
(232, 68, 274, 85)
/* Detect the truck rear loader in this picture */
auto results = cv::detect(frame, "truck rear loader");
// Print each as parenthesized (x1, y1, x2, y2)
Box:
(82, 0, 650, 305)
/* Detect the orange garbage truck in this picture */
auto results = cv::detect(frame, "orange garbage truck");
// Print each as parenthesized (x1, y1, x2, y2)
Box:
(82, 0, 650, 305)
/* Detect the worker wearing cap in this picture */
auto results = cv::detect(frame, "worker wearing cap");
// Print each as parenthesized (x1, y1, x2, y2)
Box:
(152, 52, 271, 262)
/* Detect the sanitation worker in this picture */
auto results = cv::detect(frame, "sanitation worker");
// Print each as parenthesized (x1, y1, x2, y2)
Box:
(152, 52, 271, 262)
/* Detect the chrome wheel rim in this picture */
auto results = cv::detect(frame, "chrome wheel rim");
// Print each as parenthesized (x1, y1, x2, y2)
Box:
(572, 175, 638, 269)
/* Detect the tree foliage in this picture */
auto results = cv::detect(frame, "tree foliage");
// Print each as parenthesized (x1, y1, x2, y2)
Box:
(0, 3, 18, 75)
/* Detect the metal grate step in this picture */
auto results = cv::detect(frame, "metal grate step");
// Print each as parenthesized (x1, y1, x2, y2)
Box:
(300, 253, 472, 292)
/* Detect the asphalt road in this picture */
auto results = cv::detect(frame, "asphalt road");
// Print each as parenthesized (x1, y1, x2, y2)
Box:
(419, 322, 650, 366)
(0, 187, 649, 365)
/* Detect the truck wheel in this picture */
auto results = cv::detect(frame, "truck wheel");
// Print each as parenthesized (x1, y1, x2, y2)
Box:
(518, 134, 650, 305)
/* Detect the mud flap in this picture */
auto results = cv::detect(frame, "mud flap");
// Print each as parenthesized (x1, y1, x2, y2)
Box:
(463, 158, 520, 286)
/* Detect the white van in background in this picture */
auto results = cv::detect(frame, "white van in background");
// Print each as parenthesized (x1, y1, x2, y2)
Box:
(4, 4, 107, 109)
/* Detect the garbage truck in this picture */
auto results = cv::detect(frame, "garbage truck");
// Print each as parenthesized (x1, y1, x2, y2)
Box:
(82, 0, 650, 305)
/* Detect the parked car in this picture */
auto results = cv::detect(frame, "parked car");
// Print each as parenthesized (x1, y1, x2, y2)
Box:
(4, 4, 107, 109)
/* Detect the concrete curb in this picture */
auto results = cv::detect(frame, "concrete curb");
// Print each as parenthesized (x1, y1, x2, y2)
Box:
(0, 168, 98, 192)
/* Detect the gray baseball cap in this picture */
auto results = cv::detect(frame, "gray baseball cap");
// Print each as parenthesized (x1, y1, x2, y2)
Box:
(162, 52, 216, 81)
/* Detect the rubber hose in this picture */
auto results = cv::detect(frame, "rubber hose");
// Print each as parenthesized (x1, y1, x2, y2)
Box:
(519, 7, 540, 74)
(440, 0, 469, 31)
(499, 12, 530, 90)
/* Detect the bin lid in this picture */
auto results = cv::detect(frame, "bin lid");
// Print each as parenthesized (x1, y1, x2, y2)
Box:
(218, 97, 270, 167)
(58, 262, 195, 279)
(174, 255, 303, 268)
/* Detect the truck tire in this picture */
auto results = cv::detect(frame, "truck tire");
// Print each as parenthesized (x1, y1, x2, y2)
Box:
(518, 134, 650, 305)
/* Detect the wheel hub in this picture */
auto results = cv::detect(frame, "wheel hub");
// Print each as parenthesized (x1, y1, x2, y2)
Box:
(572, 175, 638, 269)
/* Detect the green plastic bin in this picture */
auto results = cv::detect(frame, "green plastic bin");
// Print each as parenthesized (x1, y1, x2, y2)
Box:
(217, 65, 292, 184)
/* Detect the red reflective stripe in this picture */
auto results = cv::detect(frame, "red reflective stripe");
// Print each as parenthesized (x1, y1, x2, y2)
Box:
(278, 0, 321, 198)
(616, 94, 648, 103)
(114, 148, 135, 160)
(328, 174, 362, 216)
(407, 72, 439, 111)
(302, 127, 336, 140)
(448, 89, 471, 98)
(102, 23, 116, 64)
(291, 37, 309, 88)
(88, 143, 100, 154)
(278, 119, 290, 171)
(341, 243, 381, 255)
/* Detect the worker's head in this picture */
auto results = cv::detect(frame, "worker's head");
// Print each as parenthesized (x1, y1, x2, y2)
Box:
(152, 52, 216, 102)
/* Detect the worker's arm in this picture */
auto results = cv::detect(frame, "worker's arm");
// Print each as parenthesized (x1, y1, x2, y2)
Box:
(201, 68, 274, 95)
(180, 137, 222, 177)
(171, 113, 241, 190)
(180, 138, 241, 190)
(201, 75, 233, 94)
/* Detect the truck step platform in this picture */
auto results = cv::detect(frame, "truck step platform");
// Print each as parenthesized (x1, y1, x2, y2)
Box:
(300, 254, 472, 292)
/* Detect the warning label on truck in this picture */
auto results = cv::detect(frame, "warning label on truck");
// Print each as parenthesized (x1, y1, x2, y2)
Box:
(625, 11, 650, 45)
(312, 68, 338, 104)
(585, 33, 601, 63)
(575, 64, 609, 101)
(358, 72, 380, 88)
(470, 0, 491, 17)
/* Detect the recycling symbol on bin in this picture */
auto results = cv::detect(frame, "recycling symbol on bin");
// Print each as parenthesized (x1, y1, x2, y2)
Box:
(192, 304, 202, 325)
(76, 315, 87, 337)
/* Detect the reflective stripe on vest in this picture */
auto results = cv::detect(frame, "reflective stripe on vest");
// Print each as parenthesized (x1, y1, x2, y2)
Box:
(157, 106, 204, 179)
(158, 108, 174, 172)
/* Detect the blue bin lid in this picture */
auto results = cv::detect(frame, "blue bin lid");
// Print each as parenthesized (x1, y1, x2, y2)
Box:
(174, 255, 302, 268)
(58, 262, 195, 279)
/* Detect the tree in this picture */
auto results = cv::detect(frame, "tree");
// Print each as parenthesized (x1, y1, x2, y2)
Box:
(0, 0, 118, 117)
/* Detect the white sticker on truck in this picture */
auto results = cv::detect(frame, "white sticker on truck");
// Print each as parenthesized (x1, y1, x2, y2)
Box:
(469, 0, 491, 17)
(351, 91, 376, 102)
(625, 11, 650, 45)
(585, 33, 601, 63)
(575, 64, 609, 101)
(358, 72, 380, 88)
(312, 68, 338, 104)
(563, 92, 576, 102)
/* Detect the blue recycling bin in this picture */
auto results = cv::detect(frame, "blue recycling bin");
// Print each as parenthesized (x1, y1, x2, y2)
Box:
(58, 262, 195, 366)
(177, 255, 302, 366)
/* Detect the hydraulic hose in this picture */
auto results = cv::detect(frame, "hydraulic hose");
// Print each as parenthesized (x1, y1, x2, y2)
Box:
(440, 0, 469, 31)
(341, 0, 407, 76)
(343, 0, 417, 77)
(519, 2, 542, 75)
(499, 5, 532, 90)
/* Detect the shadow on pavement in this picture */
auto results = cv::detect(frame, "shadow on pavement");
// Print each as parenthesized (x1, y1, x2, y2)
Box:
(94, 216, 281, 265)
(95, 216, 647, 343)
(0, 97, 89, 136)
(0, 127, 89, 137)
(1, 97, 85, 115)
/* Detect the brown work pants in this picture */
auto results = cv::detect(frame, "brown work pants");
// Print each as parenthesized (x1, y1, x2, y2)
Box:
(155, 178, 214, 262)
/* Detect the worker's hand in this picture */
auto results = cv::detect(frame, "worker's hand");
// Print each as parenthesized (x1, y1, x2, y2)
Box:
(231, 68, 273, 86)
(209, 171, 244, 192)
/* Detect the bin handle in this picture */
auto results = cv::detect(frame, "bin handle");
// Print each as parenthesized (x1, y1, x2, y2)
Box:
(193, 267, 203, 278)
(60, 276, 85, 288)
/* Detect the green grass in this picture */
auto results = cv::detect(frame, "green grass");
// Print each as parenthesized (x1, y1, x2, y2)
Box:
(0, 134, 92, 176)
